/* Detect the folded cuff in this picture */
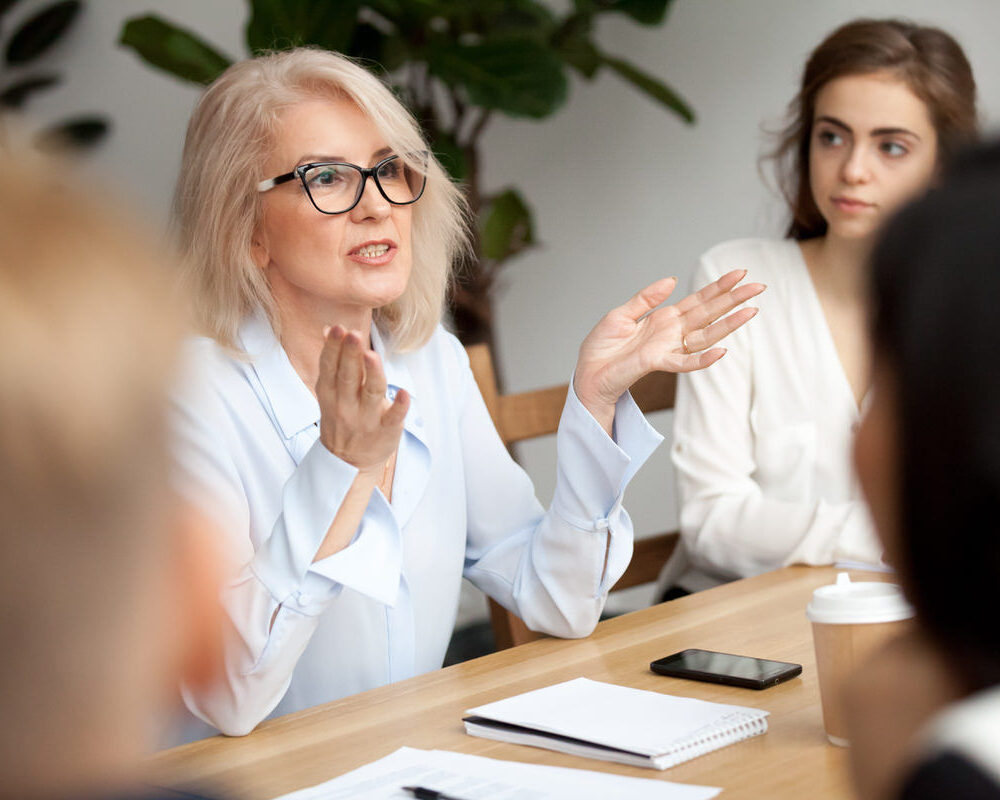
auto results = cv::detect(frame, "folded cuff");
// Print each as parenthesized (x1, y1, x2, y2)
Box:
(551, 376, 663, 526)
(250, 439, 359, 603)
(306, 489, 402, 607)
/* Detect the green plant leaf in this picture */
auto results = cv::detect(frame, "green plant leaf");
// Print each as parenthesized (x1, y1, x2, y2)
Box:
(0, 0, 22, 21)
(5, 0, 79, 65)
(602, 55, 693, 122)
(364, 0, 425, 34)
(366, 0, 404, 17)
(0, 73, 58, 108)
(552, 15, 601, 79)
(481, 188, 534, 261)
(119, 15, 232, 86)
(426, 36, 567, 119)
(558, 36, 601, 78)
(34, 114, 109, 150)
(346, 22, 406, 73)
(604, 0, 673, 25)
(246, 0, 361, 54)
(373, 0, 552, 32)
(465, 0, 556, 38)
(430, 131, 467, 183)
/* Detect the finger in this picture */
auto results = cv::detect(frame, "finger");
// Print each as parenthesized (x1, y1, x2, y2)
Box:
(681, 307, 758, 352)
(381, 388, 410, 430)
(673, 347, 727, 373)
(679, 281, 765, 332)
(671, 269, 748, 316)
(317, 324, 347, 389)
(618, 277, 678, 321)
(360, 350, 387, 412)
(336, 331, 365, 407)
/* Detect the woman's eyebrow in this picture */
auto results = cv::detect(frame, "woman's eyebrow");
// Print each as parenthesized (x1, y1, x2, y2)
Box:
(816, 115, 921, 141)
(296, 154, 345, 166)
(870, 126, 921, 140)
(294, 147, 394, 167)
(816, 115, 852, 133)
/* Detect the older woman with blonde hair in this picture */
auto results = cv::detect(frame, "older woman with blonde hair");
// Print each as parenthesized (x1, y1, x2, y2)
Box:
(172, 47, 763, 738)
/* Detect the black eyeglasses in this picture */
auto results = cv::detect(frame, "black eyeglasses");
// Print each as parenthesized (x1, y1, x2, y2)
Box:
(257, 152, 428, 215)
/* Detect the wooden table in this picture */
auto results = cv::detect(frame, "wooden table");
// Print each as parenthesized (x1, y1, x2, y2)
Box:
(152, 565, 885, 799)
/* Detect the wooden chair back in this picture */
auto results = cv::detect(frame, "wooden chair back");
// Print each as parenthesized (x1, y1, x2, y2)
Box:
(466, 343, 679, 650)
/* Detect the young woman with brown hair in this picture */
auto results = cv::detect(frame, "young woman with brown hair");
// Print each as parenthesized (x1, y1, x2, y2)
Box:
(660, 18, 978, 596)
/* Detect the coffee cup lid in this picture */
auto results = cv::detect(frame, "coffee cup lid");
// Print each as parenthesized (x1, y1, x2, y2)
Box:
(806, 572, 914, 624)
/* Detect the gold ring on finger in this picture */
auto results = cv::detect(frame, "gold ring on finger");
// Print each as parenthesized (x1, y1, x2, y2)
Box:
(682, 333, 692, 354)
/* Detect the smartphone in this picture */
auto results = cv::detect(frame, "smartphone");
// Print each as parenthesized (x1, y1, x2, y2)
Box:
(650, 648, 802, 690)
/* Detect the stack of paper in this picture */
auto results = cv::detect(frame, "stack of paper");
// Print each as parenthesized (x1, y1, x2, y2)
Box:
(274, 746, 721, 799)
(463, 677, 769, 769)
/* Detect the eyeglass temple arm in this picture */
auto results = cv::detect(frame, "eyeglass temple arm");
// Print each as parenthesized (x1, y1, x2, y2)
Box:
(257, 172, 298, 193)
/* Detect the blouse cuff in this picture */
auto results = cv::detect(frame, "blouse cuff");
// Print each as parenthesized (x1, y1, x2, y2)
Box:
(550, 376, 663, 528)
(306, 489, 402, 607)
(250, 439, 359, 604)
(252, 439, 405, 611)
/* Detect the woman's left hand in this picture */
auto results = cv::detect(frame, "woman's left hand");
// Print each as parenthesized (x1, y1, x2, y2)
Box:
(574, 269, 764, 433)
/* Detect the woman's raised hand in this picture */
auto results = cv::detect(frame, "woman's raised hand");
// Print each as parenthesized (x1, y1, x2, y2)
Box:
(573, 270, 765, 433)
(316, 325, 409, 474)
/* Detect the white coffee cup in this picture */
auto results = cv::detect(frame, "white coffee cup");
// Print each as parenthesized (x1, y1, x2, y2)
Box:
(806, 573, 914, 746)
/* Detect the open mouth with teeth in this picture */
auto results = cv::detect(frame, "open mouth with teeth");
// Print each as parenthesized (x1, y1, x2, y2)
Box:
(355, 243, 390, 258)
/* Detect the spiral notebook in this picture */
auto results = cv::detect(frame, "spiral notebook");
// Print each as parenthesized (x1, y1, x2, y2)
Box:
(463, 677, 769, 770)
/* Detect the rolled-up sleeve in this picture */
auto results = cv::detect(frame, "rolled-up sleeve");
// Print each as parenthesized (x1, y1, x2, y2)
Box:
(460, 345, 663, 638)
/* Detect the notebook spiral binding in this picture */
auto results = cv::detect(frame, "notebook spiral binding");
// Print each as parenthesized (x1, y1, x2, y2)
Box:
(657, 712, 769, 768)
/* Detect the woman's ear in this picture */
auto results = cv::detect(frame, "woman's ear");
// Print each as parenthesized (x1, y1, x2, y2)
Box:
(250, 229, 269, 271)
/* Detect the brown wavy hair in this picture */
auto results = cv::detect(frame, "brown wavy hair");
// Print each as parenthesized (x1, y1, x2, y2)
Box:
(768, 18, 978, 240)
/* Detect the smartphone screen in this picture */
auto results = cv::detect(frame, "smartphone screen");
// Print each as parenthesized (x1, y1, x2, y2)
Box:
(650, 648, 802, 689)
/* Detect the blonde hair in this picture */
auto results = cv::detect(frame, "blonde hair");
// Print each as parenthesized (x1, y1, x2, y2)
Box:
(173, 48, 469, 353)
(0, 148, 183, 793)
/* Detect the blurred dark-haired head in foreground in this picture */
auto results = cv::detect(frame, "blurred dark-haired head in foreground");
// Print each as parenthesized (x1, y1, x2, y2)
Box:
(849, 140, 1000, 800)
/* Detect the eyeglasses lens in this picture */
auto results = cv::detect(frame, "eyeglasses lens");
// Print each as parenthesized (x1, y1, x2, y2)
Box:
(302, 156, 426, 214)
(375, 158, 425, 204)
(302, 164, 360, 214)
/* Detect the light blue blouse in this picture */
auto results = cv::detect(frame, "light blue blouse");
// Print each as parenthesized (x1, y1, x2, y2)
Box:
(173, 311, 662, 737)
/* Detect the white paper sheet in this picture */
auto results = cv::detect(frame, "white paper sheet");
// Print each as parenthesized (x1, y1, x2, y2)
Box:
(274, 746, 721, 800)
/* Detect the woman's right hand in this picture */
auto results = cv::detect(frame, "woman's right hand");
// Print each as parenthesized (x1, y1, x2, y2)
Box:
(316, 325, 409, 475)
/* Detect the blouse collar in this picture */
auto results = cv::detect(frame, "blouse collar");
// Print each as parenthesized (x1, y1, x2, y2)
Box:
(238, 309, 418, 442)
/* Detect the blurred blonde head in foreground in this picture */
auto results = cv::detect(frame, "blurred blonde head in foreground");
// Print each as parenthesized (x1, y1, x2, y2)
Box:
(0, 149, 222, 800)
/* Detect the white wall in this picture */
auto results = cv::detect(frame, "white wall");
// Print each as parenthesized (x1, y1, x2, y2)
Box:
(14, 0, 1000, 619)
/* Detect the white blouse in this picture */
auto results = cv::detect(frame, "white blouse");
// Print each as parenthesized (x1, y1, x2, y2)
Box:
(172, 311, 662, 739)
(662, 238, 882, 593)
(914, 684, 1000, 792)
